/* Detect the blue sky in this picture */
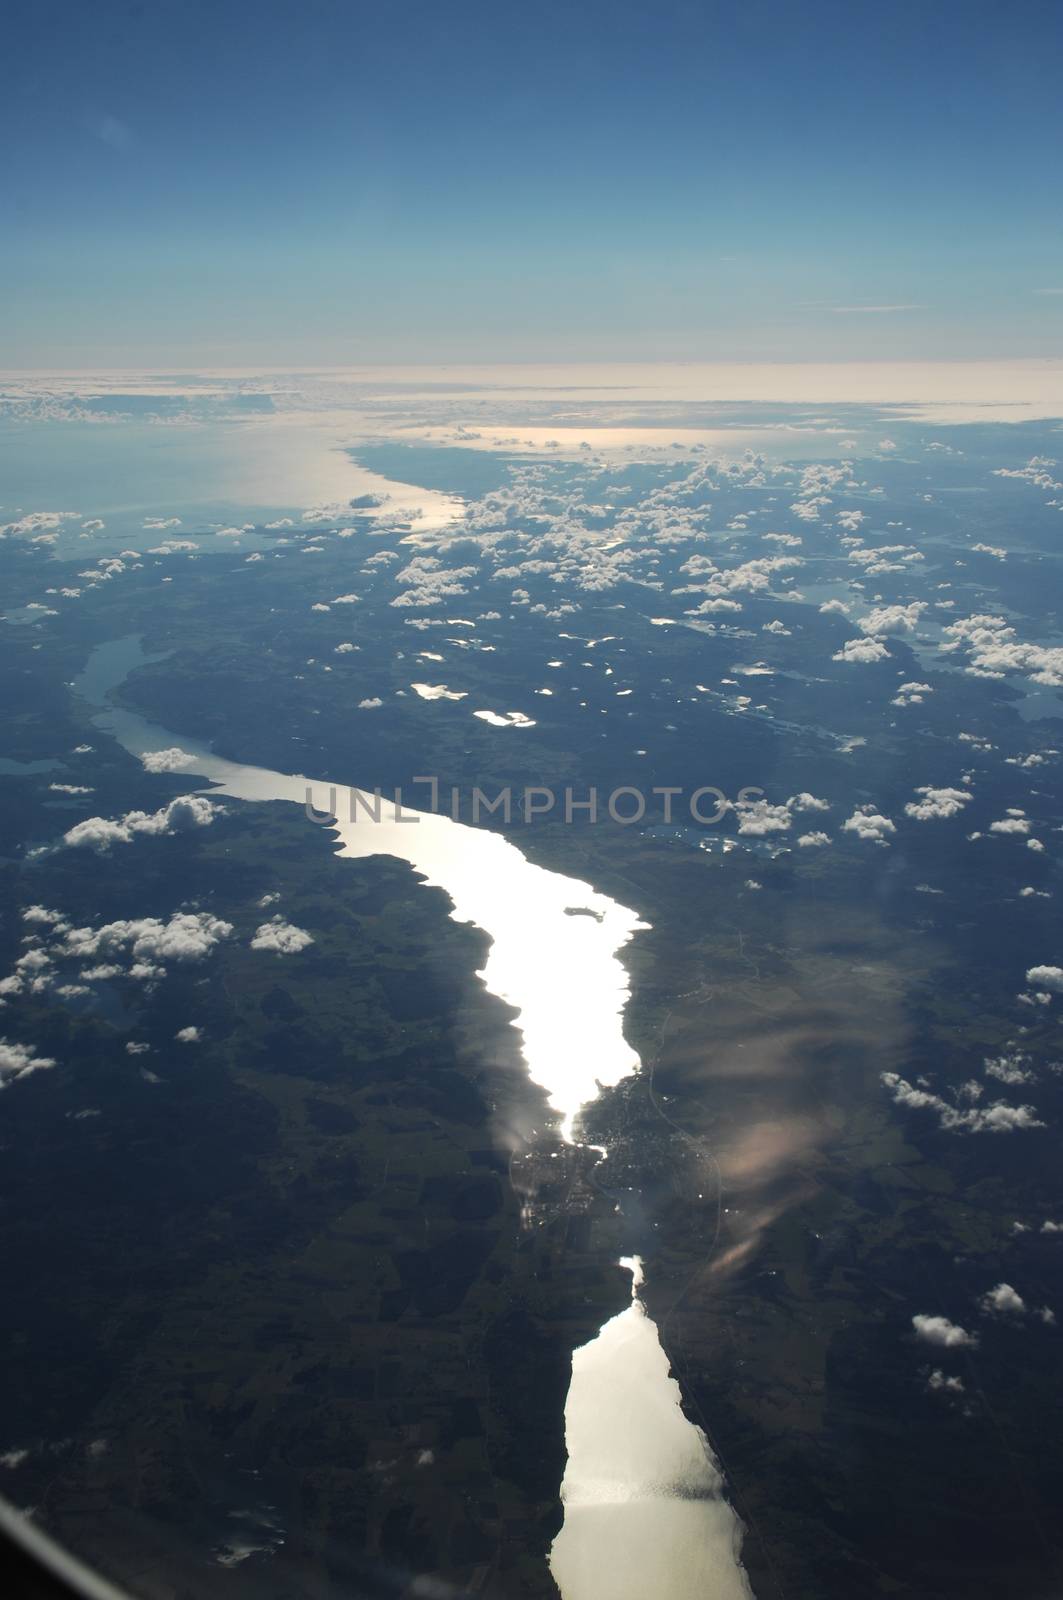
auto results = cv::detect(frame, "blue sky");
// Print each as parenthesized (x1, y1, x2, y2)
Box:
(3, 0, 1062, 366)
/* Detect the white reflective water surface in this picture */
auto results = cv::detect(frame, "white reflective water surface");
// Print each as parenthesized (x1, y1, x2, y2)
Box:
(550, 1258, 751, 1600)
(76, 638, 750, 1596)
(77, 638, 645, 1139)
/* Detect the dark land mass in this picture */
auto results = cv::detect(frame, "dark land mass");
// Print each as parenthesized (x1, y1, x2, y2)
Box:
(2, 445, 1063, 1600)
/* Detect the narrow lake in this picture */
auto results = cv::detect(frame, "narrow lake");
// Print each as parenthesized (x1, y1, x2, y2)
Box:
(552, 1258, 751, 1600)
(75, 636, 751, 1598)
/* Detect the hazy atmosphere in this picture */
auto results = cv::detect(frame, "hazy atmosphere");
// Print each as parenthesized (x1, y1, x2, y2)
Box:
(5, 0, 1063, 365)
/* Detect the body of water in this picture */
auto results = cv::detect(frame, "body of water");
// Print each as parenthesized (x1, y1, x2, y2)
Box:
(551, 1258, 751, 1600)
(0, 418, 462, 556)
(74, 635, 751, 1598)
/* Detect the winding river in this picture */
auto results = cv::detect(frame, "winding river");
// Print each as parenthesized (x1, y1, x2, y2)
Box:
(75, 637, 752, 1600)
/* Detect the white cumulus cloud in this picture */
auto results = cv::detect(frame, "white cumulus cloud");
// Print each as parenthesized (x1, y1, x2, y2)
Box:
(980, 1283, 1026, 1316)
(912, 1314, 977, 1348)
(140, 748, 196, 773)
(833, 637, 891, 664)
(0, 1039, 56, 1089)
(843, 807, 896, 844)
(904, 786, 972, 821)
(63, 795, 222, 851)
(1026, 965, 1063, 992)
(250, 917, 315, 954)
